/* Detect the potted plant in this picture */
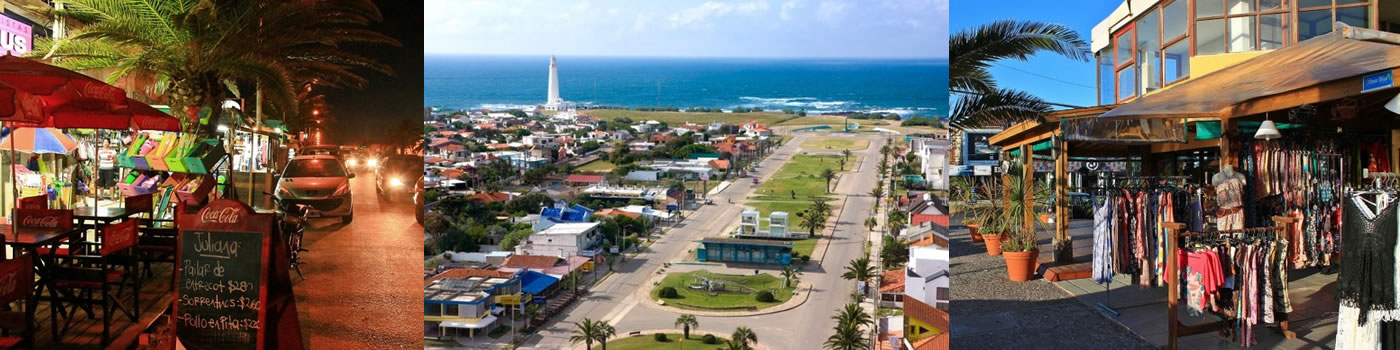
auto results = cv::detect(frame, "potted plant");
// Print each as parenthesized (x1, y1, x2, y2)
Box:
(998, 160, 1051, 282)
(950, 176, 984, 243)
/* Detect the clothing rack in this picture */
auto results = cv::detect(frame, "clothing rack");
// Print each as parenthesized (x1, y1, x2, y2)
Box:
(1163, 216, 1298, 350)
(1088, 178, 1198, 316)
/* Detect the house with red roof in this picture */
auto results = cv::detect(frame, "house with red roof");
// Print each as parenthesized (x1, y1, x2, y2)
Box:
(465, 192, 513, 204)
(565, 174, 605, 185)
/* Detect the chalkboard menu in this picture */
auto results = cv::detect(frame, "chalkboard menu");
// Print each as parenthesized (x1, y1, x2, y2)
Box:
(175, 199, 273, 350)
(176, 230, 265, 349)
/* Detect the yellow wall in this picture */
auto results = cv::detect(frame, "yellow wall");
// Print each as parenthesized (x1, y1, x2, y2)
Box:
(904, 315, 944, 342)
(1188, 52, 1270, 79)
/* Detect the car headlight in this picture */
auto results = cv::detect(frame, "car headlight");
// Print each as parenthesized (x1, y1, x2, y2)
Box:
(367, 159, 379, 167)
(333, 181, 351, 196)
(390, 178, 404, 187)
(346, 159, 358, 166)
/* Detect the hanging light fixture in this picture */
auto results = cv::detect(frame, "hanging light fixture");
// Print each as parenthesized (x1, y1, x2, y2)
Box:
(1255, 112, 1281, 140)
(1385, 92, 1400, 114)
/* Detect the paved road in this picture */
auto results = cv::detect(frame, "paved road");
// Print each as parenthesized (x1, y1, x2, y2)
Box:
(518, 132, 887, 350)
(292, 173, 422, 348)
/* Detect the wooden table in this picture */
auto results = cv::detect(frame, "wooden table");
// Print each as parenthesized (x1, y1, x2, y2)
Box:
(0, 224, 84, 341)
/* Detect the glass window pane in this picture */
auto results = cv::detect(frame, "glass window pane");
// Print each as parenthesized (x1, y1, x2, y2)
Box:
(1197, 0, 1224, 17)
(1338, 6, 1369, 28)
(1298, 10, 1333, 41)
(1228, 16, 1257, 53)
(1138, 10, 1161, 94)
(1227, 0, 1254, 14)
(1164, 40, 1190, 84)
(1163, 0, 1188, 39)
(1297, 0, 1329, 8)
(1117, 66, 1138, 101)
(1260, 14, 1287, 50)
(1336, 0, 1366, 4)
(1260, 0, 1286, 10)
(1116, 29, 1134, 66)
(1197, 19, 1227, 55)
(1099, 53, 1115, 105)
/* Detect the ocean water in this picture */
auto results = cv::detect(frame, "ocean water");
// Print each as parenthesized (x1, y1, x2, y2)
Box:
(424, 55, 949, 117)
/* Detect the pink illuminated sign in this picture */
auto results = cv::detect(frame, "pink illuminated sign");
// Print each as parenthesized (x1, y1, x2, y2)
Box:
(0, 14, 32, 56)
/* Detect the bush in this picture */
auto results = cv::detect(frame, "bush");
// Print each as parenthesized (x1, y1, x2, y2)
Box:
(654, 333, 668, 341)
(756, 290, 775, 302)
(800, 255, 811, 263)
(659, 286, 679, 298)
(702, 334, 719, 344)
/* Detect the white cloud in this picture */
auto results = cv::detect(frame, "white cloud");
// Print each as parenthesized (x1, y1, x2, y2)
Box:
(632, 14, 654, 32)
(815, 0, 849, 22)
(779, 1, 800, 21)
(667, 1, 770, 28)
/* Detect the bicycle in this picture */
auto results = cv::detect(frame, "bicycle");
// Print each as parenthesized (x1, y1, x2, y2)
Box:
(269, 193, 310, 279)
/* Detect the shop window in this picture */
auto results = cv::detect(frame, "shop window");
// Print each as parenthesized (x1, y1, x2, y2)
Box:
(1115, 29, 1134, 68)
(1260, 0, 1286, 10)
(1228, 0, 1254, 14)
(1228, 16, 1257, 52)
(1163, 0, 1188, 40)
(1299, 10, 1333, 41)
(1197, 19, 1227, 55)
(445, 304, 460, 317)
(1164, 40, 1190, 84)
(1198, 0, 1225, 17)
(1260, 14, 1288, 50)
(1137, 9, 1161, 94)
(1338, 6, 1369, 28)
(1298, 0, 1330, 7)
(1099, 52, 1115, 105)
(1117, 66, 1138, 102)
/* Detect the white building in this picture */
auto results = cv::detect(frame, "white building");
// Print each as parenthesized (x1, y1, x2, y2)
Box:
(904, 245, 949, 311)
(734, 210, 802, 239)
(522, 134, 559, 148)
(515, 222, 601, 258)
(911, 138, 950, 190)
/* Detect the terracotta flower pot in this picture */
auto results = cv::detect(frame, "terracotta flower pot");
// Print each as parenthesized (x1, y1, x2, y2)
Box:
(1003, 250, 1039, 282)
(982, 233, 1003, 256)
(968, 224, 984, 242)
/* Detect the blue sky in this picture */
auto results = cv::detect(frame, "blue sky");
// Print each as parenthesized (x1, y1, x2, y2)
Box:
(952, 0, 1121, 108)
(424, 0, 948, 59)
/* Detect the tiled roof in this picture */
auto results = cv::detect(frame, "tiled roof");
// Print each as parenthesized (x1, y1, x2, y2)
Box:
(906, 297, 948, 332)
(565, 174, 604, 184)
(879, 269, 906, 293)
(913, 333, 948, 350)
(595, 208, 641, 219)
(466, 192, 512, 204)
(424, 268, 512, 287)
(709, 159, 730, 170)
(502, 255, 560, 270)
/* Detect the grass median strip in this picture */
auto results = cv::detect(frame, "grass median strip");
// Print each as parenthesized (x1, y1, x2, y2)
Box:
(650, 270, 795, 311)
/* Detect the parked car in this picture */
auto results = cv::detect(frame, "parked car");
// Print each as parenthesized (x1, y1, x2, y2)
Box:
(275, 155, 354, 223)
(376, 154, 424, 201)
(752, 178, 760, 184)
(300, 144, 342, 158)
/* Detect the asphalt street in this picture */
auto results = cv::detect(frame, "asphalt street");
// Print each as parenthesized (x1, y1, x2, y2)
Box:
(518, 132, 886, 350)
(292, 171, 423, 348)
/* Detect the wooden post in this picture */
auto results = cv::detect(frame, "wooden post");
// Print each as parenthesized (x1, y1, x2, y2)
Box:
(1054, 133, 1071, 263)
(1165, 222, 1184, 350)
(1021, 144, 1034, 242)
(1220, 119, 1234, 170)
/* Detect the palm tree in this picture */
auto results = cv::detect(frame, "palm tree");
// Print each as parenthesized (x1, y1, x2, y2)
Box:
(949, 19, 1090, 129)
(832, 302, 873, 329)
(798, 209, 826, 237)
(864, 216, 878, 233)
(34, 0, 398, 135)
(823, 323, 868, 350)
(570, 319, 604, 350)
(780, 265, 802, 288)
(732, 326, 758, 350)
(841, 149, 852, 162)
(821, 168, 838, 193)
(811, 197, 832, 217)
(675, 314, 699, 340)
(842, 257, 877, 295)
(522, 303, 541, 330)
(596, 322, 617, 350)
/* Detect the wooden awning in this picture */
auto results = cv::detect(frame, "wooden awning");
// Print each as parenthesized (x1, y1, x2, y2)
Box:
(1101, 25, 1400, 120)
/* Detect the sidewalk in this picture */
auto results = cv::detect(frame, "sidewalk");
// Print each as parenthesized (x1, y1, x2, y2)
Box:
(949, 215, 1154, 349)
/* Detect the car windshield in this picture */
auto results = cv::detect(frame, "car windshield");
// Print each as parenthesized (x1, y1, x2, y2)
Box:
(384, 156, 423, 173)
(283, 159, 347, 178)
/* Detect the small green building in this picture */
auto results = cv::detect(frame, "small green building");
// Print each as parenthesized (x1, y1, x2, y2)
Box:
(696, 238, 793, 265)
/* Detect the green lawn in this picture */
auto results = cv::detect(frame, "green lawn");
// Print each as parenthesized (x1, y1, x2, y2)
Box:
(576, 159, 618, 173)
(800, 138, 871, 151)
(650, 270, 796, 310)
(591, 333, 732, 350)
(753, 154, 851, 199)
(586, 109, 794, 126)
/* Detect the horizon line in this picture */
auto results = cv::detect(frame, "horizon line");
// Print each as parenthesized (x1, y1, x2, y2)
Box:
(423, 53, 949, 60)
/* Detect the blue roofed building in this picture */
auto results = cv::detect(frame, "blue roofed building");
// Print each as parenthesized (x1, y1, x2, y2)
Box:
(533, 200, 595, 231)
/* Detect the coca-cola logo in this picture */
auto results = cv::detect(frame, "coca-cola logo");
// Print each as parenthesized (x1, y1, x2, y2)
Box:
(200, 207, 241, 224)
(20, 216, 60, 228)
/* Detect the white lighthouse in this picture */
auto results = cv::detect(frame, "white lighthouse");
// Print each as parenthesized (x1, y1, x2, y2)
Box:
(543, 56, 575, 111)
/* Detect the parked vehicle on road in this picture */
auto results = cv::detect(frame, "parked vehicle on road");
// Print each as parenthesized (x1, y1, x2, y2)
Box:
(376, 154, 424, 202)
(275, 155, 354, 224)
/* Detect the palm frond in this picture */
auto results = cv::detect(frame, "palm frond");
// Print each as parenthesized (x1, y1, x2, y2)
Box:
(949, 88, 1052, 130)
(951, 19, 1090, 92)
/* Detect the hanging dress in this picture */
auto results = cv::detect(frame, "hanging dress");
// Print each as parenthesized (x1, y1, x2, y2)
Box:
(1093, 196, 1114, 285)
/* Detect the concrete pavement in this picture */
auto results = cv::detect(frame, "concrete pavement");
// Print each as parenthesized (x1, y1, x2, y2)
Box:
(292, 173, 423, 348)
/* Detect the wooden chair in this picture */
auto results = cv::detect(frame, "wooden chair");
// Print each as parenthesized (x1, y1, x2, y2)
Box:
(51, 220, 140, 346)
(134, 218, 177, 287)
(0, 254, 34, 349)
(13, 209, 76, 257)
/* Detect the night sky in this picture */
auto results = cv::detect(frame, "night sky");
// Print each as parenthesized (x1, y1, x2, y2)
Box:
(321, 0, 423, 144)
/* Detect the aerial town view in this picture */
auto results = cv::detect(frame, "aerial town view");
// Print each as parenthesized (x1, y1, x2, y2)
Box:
(421, 1, 950, 349)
